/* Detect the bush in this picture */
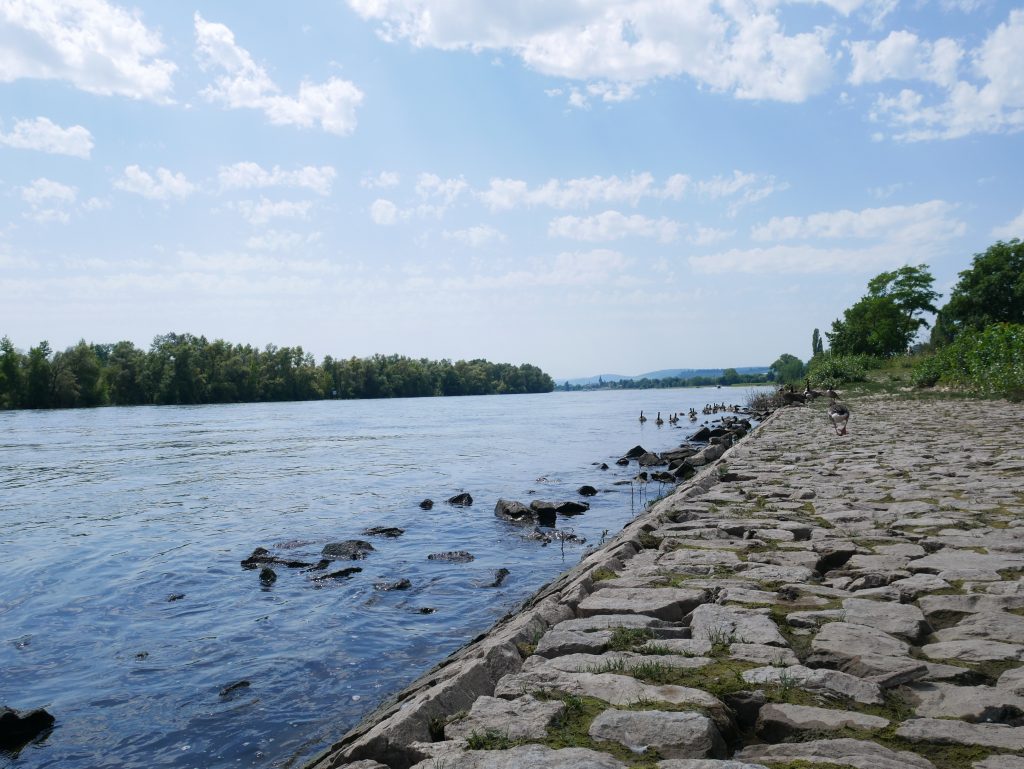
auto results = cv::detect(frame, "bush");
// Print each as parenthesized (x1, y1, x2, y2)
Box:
(806, 353, 875, 388)
(912, 323, 1024, 400)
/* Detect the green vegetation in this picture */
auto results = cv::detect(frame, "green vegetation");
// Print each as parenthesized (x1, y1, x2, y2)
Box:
(805, 353, 874, 388)
(0, 332, 555, 410)
(911, 323, 1024, 400)
(558, 369, 770, 391)
(770, 353, 806, 385)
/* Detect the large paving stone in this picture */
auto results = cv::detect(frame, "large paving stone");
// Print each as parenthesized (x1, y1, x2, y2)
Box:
(688, 604, 787, 647)
(656, 762, 770, 769)
(905, 681, 1024, 720)
(577, 588, 708, 621)
(890, 573, 951, 599)
(535, 629, 612, 657)
(908, 550, 1024, 579)
(755, 703, 889, 740)
(729, 643, 798, 666)
(922, 640, 1024, 663)
(588, 709, 725, 759)
(809, 621, 909, 667)
(408, 744, 627, 769)
(639, 639, 713, 656)
(997, 666, 1024, 695)
(919, 593, 1024, 617)
(735, 737, 935, 769)
(741, 665, 883, 704)
(736, 564, 816, 583)
(934, 611, 1024, 644)
(896, 718, 1024, 750)
(841, 598, 928, 641)
(523, 652, 712, 675)
(657, 549, 741, 568)
(552, 615, 665, 632)
(973, 756, 1024, 769)
(444, 696, 565, 741)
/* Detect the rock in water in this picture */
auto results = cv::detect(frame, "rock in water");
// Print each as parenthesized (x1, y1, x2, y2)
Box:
(495, 499, 533, 523)
(419, 499, 434, 510)
(427, 551, 475, 563)
(0, 706, 55, 750)
(374, 578, 412, 591)
(578, 485, 598, 497)
(624, 445, 648, 459)
(322, 540, 375, 560)
(362, 527, 405, 538)
(690, 426, 712, 442)
(219, 680, 251, 697)
(447, 492, 473, 507)
(556, 501, 590, 515)
(311, 567, 362, 582)
(529, 500, 558, 527)
(259, 567, 277, 586)
(490, 568, 511, 587)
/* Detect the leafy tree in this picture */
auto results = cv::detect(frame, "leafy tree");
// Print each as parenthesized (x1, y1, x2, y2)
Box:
(932, 239, 1024, 345)
(827, 295, 917, 357)
(0, 336, 24, 408)
(811, 328, 824, 357)
(25, 342, 53, 409)
(769, 354, 805, 384)
(867, 265, 940, 331)
(720, 368, 740, 385)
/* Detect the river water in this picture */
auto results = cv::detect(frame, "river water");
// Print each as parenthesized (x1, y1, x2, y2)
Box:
(0, 387, 758, 769)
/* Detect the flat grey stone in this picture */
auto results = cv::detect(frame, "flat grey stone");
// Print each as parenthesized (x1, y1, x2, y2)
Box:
(841, 598, 927, 641)
(577, 588, 708, 621)
(535, 629, 612, 657)
(523, 652, 712, 675)
(935, 611, 1024, 644)
(344, 762, 390, 769)
(741, 665, 883, 704)
(444, 696, 565, 741)
(736, 737, 935, 769)
(905, 681, 1024, 720)
(657, 549, 741, 568)
(919, 593, 1024, 617)
(896, 718, 1024, 750)
(890, 573, 951, 599)
(639, 639, 713, 656)
(909, 550, 1024, 576)
(997, 666, 1024, 695)
(588, 709, 725, 759)
(657, 762, 769, 769)
(973, 756, 1024, 769)
(552, 615, 663, 632)
(737, 564, 815, 583)
(408, 744, 627, 769)
(922, 640, 1024, 662)
(729, 643, 799, 666)
(755, 703, 889, 740)
(688, 604, 787, 647)
(809, 621, 909, 667)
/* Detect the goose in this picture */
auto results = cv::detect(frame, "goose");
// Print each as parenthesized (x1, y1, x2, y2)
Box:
(825, 387, 841, 399)
(828, 400, 850, 436)
(639, 411, 647, 423)
(779, 385, 807, 406)
(655, 412, 664, 425)
(804, 380, 823, 400)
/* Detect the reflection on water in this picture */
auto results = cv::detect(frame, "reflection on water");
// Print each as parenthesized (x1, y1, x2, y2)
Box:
(0, 388, 761, 769)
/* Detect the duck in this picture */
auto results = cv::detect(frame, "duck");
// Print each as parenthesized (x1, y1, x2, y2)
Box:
(639, 411, 647, 423)
(655, 412, 664, 426)
(828, 399, 850, 436)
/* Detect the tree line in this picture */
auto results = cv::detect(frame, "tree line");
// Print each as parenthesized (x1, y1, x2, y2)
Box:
(558, 369, 771, 391)
(766, 238, 1023, 387)
(0, 332, 555, 410)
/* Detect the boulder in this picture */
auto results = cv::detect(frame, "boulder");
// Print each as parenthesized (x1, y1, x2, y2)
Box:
(494, 499, 533, 523)
(638, 452, 666, 467)
(529, 500, 558, 527)
(689, 427, 712, 442)
(374, 578, 412, 591)
(0, 706, 55, 750)
(578, 485, 599, 497)
(490, 568, 511, 588)
(556, 501, 590, 515)
(755, 703, 889, 741)
(447, 492, 474, 507)
(259, 567, 277, 585)
(741, 665, 883, 704)
(427, 551, 475, 563)
(419, 498, 434, 510)
(624, 445, 649, 459)
(807, 622, 909, 668)
(905, 681, 1024, 721)
(736, 738, 935, 769)
(310, 567, 362, 581)
(689, 605, 788, 647)
(588, 709, 725, 759)
(921, 640, 1024, 662)
(896, 718, 1024, 750)
(841, 598, 928, 642)
(322, 540, 375, 560)
(362, 527, 404, 538)
(578, 588, 709, 622)
(445, 696, 565, 741)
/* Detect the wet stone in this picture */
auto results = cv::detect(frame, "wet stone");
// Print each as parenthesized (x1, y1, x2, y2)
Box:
(588, 709, 725, 759)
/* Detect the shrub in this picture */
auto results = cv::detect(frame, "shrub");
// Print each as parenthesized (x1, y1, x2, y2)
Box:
(912, 323, 1024, 400)
(806, 353, 875, 388)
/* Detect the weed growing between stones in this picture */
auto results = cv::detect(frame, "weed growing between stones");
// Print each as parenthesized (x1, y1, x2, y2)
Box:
(464, 729, 519, 750)
(591, 568, 618, 582)
(608, 627, 654, 651)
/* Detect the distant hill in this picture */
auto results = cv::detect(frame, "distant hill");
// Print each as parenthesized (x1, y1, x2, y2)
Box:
(564, 366, 769, 387)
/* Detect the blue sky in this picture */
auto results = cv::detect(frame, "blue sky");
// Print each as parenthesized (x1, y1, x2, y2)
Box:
(1, 0, 1022, 379)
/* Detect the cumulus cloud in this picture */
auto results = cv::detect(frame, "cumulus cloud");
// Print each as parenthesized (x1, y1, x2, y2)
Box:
(548, 211, 679, 243)
(0, 0, 176, 100)
(689, 243, 902, 274)
(479, 172, 685, 211)
(20, 177, 77, 223)
(689, 226, 734, 246)
(361, 171, 401, 189)
(751, 200, 965, 243)
(245, 230, 321, 251)
(442, 224, 505, 247)
(115, 165, 195, 201)
(0, 116, 94, 158)
(865, 9, 1024, 140)
(218, 162, 337, 195)
(231, 198, 313, 226)
(348, 1, 834, 103)
(992, 208, 1024, 240)
(415, 173, 468, 205)
(370, 199, 399, 225)
(848, 31, 962, 88)
(194, 13, 364, 135)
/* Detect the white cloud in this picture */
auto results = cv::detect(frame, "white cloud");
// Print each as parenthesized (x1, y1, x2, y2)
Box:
(696, 170, 787, 214)
(751, 200, 965, 242)
(992, 208, 1024, 240)
(480, 173, 667, 211)
(689, 226, 734, 245)
(370, 198, 399, 225)
(548, 210, 679, 243)
(20, 177, 77, 224)
(245, 230, 321, 251)
(848, 31, 962, 88)
(115, 165, 195, 201)
(0, 0, 176, 100)
(415, 173, 467, 205)
(231, 198, 313, 226)
(348, 1, 834, 104)
(218, 162, 336, 195)
(361, 171, 401, 188)
(689, 243, 904, 274)
(442, 224, 505, 247)
(866, 9, 1024, 140)
(194, 13, 364, 135)
(0, 116, 94, 158)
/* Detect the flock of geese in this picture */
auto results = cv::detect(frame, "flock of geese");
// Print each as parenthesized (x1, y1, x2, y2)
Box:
(638, 380, 851, 437)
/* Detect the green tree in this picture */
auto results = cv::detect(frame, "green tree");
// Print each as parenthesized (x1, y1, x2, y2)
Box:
(811, 328, 824, 357)
(769, 354, 805, 384)
(720, 367, 740, 385)
(932, 239, 1024, 345)
(867, 265, 940, 331)
(827, 295, 916, 357)
(25, 342, 53, 409)
(0, 336, 25, 408)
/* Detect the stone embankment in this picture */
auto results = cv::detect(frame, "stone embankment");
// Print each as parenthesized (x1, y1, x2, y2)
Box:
(309, 396, 1024, 769)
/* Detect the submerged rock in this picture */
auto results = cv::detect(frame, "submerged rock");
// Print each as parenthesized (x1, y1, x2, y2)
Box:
(529, 500, 558, 527)
(0, 706, 55, 750)
(419, 499, 434, 510)
(495, 499, 533, 523)
(322, 540, 375, 560)
(362, 527, 405, 538)
(490, 568, 511, 587)
(167, 593, 185, 602)
(219, 680, 251, 697)
(578, 485, 598, 497)
(259, 567, 277, 586)
(374, 578, 412, 591)
(556, 501, 589, 515)
(311, 567, 362, 582)
(447, 492, 473, 507)
(427, 551, 475, 563)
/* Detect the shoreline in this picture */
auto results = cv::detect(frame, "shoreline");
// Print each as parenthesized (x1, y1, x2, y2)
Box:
(306, 395, 1024, 769)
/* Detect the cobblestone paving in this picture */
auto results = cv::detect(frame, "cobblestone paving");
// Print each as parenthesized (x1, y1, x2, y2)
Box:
(325, 397, 1024, 769)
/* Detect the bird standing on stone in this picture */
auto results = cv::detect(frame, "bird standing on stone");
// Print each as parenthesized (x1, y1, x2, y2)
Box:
(828, 400, 850, 436)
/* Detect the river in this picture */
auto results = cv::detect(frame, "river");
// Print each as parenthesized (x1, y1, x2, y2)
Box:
(0, 387, 759, 769)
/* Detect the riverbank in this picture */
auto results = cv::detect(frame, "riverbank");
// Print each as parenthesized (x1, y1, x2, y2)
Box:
(308, 395, 1024, 769)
